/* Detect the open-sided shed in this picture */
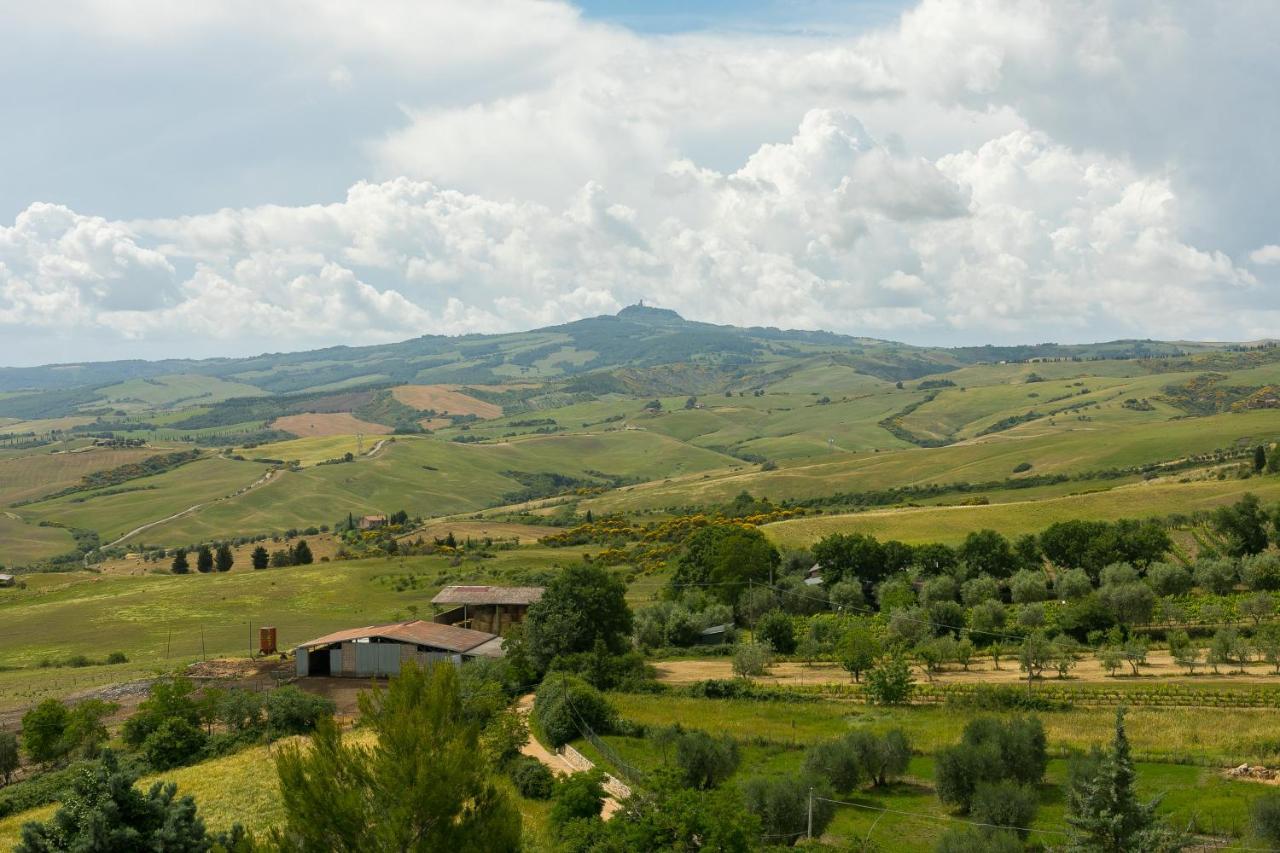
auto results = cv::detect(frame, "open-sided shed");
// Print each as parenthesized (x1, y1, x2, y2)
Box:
(431, 585, 543, 634)
(294, 619, 502, 678)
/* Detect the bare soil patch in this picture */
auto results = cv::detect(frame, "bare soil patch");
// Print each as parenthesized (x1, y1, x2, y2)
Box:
(391, 385, 502, 419)
(271, 412, 393, 437)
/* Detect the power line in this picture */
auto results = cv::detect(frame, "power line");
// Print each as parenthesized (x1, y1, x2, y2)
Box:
(815, 794, 1069, 839)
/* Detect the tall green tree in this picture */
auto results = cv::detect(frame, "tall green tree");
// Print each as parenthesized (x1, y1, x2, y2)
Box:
(1211, 493, 1270, 557)
(20, 701, 69, 766)
(17, 750, 240, 852)
(837, 624, 880, 683)
(958, 530, 1020, 578)
(1256, 445, 1268, 472)
(251, 546, 269, 570)
(195, 545, 214, 573)
(273, 663, 521, 852)
(171, 548, 189, 574)
(1066, 708, 1184, 852)
(669, 525, 779, 605)
(214, 544, 234, 572)
(292, 540, 314, 565)
(811, 532, 886, 586)
(0, 731, 19, 785)
(524, 563, 632, 673)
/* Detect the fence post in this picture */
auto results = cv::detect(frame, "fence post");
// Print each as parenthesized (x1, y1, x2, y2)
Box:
(807, 786, 814, 841)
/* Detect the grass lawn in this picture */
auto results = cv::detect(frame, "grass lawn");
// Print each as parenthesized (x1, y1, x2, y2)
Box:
(0, 548, 591, 709)
(596, 693, 1276, 848)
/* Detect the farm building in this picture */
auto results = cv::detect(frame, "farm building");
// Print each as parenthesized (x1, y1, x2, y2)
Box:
(358, 514, 388, 530)
(431, 585, 543, 634)
(0, 573, 14, 588)
(293, 619, 503, 678)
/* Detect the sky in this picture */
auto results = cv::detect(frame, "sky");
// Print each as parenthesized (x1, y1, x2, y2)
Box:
(1, 0, 1278, 366)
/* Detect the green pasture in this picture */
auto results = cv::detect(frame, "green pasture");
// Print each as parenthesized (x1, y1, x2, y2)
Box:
(0, 547, 588, 707)
(586, 408, 1280, 514)
(143, 431, 734, 543)
(603, 693, 1275, 848)
(17, 457, 272, 544)
(0, 445, 162, 506)
(764, 474, 1280, 546)
(90, 374, 266, 410)
(0, 514, 75, 566)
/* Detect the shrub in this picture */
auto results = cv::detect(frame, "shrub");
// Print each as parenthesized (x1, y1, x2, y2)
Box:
(828, 580, 865, 612)
(550, 772, 604, 828)
(731, 643, 772, 678)
(534, 676, 614, 748)
(1054, 568, 1094, 600)
(1012, 462, 1032, 473)
(802, 735, 864, 793)
(20, 700, 69, 765)
(961, 575, 1001, 607)
(142, 718, 207, 770)
(510, 756, 555, 800)
(1009, 569, 1050, 604)
(755, 610, 796, 654)
(1194, 557, 1239, 595)
(935, 716, 1047, 812)
(741, 775, 834, 841)
(934, 827, 1023, 853)
(669, 730, 739, 789)
(1145, 562, 1192, 597)
(1251, 791, 1280, 847)
(104, 651, 129, 665)
(264, 686, 335, 738)
(1243, 553, 1280, 591)
(864, 656, 915, 705)
(971, 780, 1038, 836)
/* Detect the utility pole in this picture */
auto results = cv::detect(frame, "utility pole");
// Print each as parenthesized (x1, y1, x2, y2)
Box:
(807, 786, 814, 841)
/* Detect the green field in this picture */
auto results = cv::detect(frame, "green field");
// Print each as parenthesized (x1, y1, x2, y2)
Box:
(0, 514, 75, 566)
(764, 475, 1280, 546)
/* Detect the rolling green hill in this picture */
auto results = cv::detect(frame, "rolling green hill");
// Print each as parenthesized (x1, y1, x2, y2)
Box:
(0, 307, 1278, 564)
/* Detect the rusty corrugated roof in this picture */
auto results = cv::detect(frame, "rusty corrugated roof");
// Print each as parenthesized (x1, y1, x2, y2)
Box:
(295, 620, 496, 653)
(430, 585, 544, 606)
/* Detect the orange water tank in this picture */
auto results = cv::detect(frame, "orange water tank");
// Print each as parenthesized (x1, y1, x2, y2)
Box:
(259, 626, 277, 656)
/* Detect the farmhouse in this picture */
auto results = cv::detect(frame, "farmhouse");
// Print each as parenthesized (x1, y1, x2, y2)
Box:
(431, 585, 543, 634)
(358, 514, 388, 530)
(293, 619, 502, 678)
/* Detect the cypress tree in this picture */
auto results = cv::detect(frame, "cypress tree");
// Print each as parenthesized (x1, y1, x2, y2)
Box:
(293, 540, 313, 565)
(214, 544, 234, 573)
(251, 546, 270, 570)
(1066, 707, 1182, 851)
(1256, 445, 1267, 473)
(171, 549, 189, 574)
(196, 546, 214, 573)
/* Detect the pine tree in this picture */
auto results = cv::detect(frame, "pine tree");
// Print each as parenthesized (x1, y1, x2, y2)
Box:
(195, 546, 214, 573)
(293, 540, 313, 565)
(1256, 445, 1268, 473)
(585, 509, 594, 524)
(16, 750, 242, 851)
(271, 664, 520, 851)
(1066, 707, 1183, 852)
(251, 546, 269, 570)
(214, 544, 234, 573)
(171, 549, 189, 574)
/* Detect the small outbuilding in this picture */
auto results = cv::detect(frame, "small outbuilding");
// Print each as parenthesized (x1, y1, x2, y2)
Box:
(0, 573, 14, 588)
(358, 515, 389, 530)
(431, 585, 544, 634)
(294, 619, 502, 678)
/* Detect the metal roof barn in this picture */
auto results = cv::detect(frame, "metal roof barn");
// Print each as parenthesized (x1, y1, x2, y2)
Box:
(293, 619, 501, 678)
